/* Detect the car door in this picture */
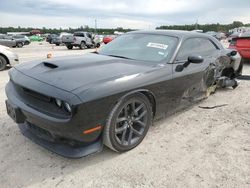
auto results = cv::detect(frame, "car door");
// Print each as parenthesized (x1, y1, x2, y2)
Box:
(171, 37, 220, 107)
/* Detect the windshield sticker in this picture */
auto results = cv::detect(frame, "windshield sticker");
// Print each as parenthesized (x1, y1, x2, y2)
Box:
(147, 42, 168, 50)
(158, 51, 165, 56)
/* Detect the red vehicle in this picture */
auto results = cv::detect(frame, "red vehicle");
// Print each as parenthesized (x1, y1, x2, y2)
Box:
(103, 35, 116, 44)
(229, 32, 250, 60)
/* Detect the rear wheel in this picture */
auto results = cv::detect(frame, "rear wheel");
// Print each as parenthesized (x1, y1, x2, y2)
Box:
(17, 42, 23, 48)
(104, 93, 152, 152)
(0, 55, 7, 71)
(79, 42, 86, 49)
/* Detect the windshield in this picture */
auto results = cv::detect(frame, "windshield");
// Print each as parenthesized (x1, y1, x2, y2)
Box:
(99, 33, 178, 62)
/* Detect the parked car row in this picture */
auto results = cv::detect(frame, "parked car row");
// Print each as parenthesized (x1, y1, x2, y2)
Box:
(61, 32, 101, 49)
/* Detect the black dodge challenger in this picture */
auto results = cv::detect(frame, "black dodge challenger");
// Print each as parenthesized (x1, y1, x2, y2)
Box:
(5, 30, 242, 158)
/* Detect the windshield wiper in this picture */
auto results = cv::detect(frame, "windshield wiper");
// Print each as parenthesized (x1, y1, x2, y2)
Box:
(106, 54, 133, 60)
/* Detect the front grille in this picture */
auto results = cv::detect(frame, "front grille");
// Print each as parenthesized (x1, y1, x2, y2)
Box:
(26, 122, 84, 147)
(11, 81, 71, 118)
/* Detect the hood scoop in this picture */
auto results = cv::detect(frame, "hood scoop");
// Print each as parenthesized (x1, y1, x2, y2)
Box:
(43, 62, 58, 69)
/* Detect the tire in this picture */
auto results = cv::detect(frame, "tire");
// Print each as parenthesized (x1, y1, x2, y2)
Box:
(95, 43, 100, 48)
(66, 45, 73, 50)
(104, 93, 153, 152)
(0, 55, 7, 71)
(56, 44, 60, 46)
(79, 41, 86, 50)
(17, 42, 23, 48)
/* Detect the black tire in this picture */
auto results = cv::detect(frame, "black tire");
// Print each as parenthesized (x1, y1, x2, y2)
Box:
(104, 93, 153, 152)
(95, 43, 101, 48)
(17, 42, 23, 48)
(79, 41, 86, 50)
(66, 45, 73, 50)
(0, 55, 7, 71)
(56, 44, 60, 46)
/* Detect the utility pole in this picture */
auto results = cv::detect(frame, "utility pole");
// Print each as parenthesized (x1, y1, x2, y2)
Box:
(95, 19, 97, 34)
(195, 19, 198, 30)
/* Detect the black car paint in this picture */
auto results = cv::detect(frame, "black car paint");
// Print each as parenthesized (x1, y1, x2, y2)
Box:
(5, 30, 241, 158)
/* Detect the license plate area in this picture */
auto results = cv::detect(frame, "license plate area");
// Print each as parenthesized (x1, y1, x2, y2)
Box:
(6, 100, 25, 123)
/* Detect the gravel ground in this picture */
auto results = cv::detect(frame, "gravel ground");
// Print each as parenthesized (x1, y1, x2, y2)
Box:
(0, 42, 249, 188)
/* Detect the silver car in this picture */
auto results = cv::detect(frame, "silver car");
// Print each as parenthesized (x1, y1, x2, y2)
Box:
(0, 45, 19, 71)
(0, 34, 23, 48)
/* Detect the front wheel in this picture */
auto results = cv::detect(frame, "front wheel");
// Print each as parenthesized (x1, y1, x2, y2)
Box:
(66, 45, 73, 50)
(104, 93, 152, 152)
(95, 43, 101, 48)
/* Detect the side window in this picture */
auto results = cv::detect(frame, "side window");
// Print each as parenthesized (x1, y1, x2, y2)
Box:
(198, 38, 218, 57)
(176, 38, 218, 61)
(86, 33, 91, 38)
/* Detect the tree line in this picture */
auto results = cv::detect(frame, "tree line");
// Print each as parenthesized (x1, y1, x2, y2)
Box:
(156, 21, 250, 33)
(1, 21, 250, 35)
(0, 25, 133, 35)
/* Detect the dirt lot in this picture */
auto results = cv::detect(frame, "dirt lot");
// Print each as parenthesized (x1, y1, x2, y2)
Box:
(0, 42, 249, 188)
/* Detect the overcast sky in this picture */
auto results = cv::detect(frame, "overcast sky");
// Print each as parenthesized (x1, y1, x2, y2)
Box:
(0, 0, 250, 29)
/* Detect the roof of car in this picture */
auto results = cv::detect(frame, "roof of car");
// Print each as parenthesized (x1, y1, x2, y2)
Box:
(129, 30, 209, 38)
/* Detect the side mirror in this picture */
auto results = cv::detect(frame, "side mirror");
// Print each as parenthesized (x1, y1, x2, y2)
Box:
(175, 55, 203, 72)
(188, 55, 204, 64)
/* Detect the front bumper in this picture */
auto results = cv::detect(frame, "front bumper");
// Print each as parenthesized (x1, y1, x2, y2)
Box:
(5, 50, 19, 66)
(5, 69, 104, 158)
(18, 123, 102, 158)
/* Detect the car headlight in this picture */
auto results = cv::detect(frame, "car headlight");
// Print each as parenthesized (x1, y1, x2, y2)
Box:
(55, 98, 62, 107)
(64, 102, 72, 113)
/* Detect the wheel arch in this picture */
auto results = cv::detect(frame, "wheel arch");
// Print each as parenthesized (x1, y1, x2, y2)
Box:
(113, 89, 156, 117)
(221, 67, 235, 79)
(0, 53, 10, 65)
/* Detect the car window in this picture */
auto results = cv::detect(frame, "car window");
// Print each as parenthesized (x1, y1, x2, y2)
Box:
(86, 33, 92, 38)
(74, 33, 84, 37)
(176, 38, 218, 61)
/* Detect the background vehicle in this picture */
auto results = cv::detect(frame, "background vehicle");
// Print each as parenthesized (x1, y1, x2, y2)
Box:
(62, 32, 101, 49)
(52, 36, 62, 46)
(5, 30, 242, 158)
(11, 35, 30, 45)
(206, 31, 226, 41)
(0, 34, 23, 48)
(0, 45, 19, 70)
(229, 32, 250, 61)
(103, 35, 116, 44)
(29, 35, 43, 42)
(228, 32, 241, 42)
(46, 34, 59, 44)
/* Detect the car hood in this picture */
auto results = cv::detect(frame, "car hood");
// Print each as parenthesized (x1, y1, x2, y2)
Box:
(14, 53, 155, 92)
